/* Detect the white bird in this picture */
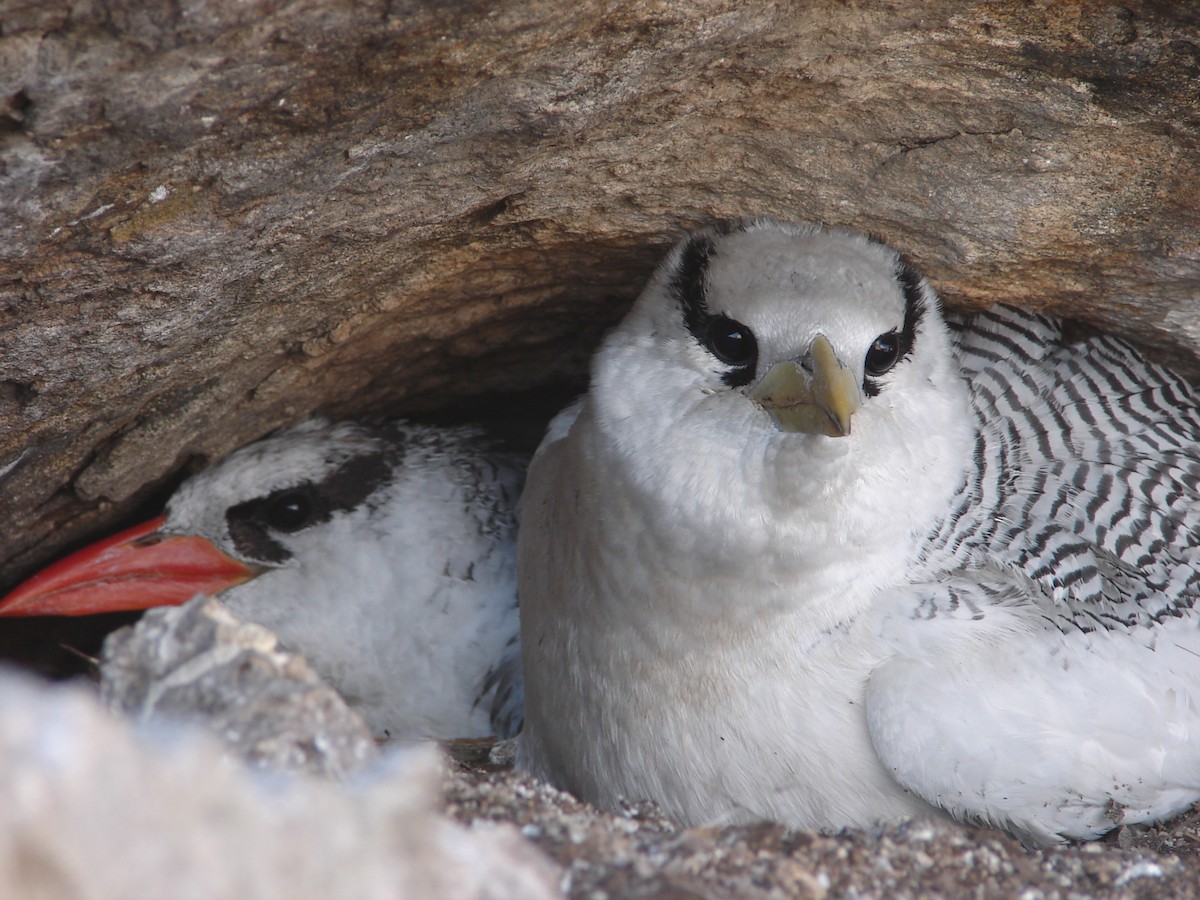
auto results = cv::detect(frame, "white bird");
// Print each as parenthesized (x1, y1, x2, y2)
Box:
(1, 419, 526, 743)
(516, 218, 1200, 846)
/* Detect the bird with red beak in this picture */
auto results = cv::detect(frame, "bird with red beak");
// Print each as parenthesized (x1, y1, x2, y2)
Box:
(0, 419, 525, 742)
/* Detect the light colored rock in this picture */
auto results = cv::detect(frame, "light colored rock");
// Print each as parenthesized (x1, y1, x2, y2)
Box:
(0, 668, 562, 900)
(100, 595, 376, 778)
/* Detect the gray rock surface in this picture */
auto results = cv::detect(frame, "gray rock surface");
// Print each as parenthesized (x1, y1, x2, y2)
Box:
(100, 595, 377, 778)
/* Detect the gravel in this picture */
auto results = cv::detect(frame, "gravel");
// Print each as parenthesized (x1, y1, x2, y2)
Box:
(443, 756, 1200, 899)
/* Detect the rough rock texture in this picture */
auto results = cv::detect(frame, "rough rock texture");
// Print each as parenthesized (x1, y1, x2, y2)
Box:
(100, 595, 378, 778)
(2, 0, 1198, 584)
(0, 669, 562, 900)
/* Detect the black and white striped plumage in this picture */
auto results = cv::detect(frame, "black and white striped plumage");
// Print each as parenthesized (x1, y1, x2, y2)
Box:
(517, 218, 1200, 846)
(921, 308, 1200, 630)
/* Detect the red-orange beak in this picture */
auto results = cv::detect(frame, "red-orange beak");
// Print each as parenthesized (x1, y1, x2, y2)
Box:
(0, 515, 259, 617)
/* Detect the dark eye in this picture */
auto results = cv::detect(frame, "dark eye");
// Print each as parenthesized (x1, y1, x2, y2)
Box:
(264, 490, 316, 532)
(865, 331, 901, 376)
(705, 316, 757, 368)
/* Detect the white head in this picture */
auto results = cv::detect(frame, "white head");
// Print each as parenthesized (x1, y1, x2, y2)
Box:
(163, 419, 396, 571)
(3, 418, 525, 741)
(166, 419, 525, 741)
(588, 219, 973, 611)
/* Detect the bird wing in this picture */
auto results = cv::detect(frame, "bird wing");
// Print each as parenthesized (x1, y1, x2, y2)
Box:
(932, 304, 1200, 630)
(866, 570, 1200, 845)
(865, 305, 1200, 843)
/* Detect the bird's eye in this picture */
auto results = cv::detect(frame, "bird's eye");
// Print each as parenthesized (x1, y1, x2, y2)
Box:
(705, 316, 757, 368)
(865, 331, 901, 376)
(264, 490, 316, 532)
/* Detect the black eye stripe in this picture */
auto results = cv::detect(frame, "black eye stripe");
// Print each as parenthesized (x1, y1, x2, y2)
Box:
(666, 224, 760, 389)
(224, 451, 394, 564)
(671, 234, 718, 345)
(864, 255, 929, 397)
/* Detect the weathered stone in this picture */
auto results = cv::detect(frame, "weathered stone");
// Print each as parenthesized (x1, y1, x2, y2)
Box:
(100, 595, 377, 778)
(1, 0, 1197, 589)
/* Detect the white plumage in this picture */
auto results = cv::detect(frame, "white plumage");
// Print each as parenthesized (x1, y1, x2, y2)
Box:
(516, 218, 1200, 845)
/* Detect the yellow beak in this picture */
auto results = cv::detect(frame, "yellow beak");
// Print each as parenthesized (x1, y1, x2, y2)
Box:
(749, 335, 862, 437)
